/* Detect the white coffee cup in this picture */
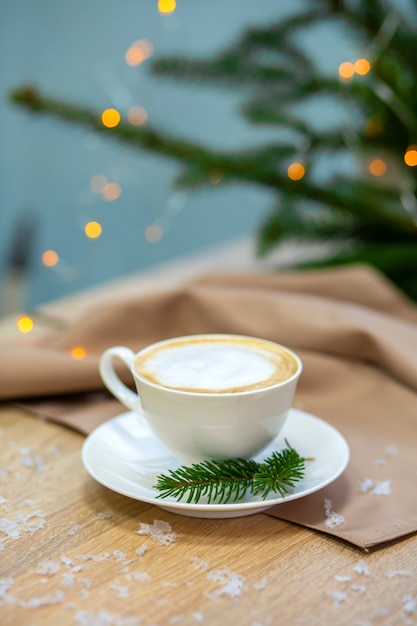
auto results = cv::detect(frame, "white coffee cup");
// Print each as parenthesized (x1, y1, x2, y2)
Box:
(99, 334, 302, 463)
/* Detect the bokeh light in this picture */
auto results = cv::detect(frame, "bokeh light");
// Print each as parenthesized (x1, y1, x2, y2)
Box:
(71, 346, 86, 360)
(85, 221, 102, 239)
(125, 47, 145, 66)
(404, 146, 417, 167)
(338, 61, 355, 80)
(125, 39, 153, 66)
(369, 158, 387, 177)
(287, 162, 305, 181)
(158, 0, 176, 14)
(145, 224, 163, 243)
(101, 182, 122, 201)
(127, 106, 148, 126)
(101, 109, 121, 128)
(17, 316, 34, 333)
(354, 58, 371, 75)
(42, 250, 59, 267)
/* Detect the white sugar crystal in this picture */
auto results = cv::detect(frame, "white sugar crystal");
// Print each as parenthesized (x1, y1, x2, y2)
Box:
(358, 479, 392, 496)
(97, 510, 113, 519)
(135, 545, 148, 557)
(130, 571, 151, 582)
(359, 479, 375, 493)
(385, 444, 397, 456)
(351, 584, 368, 593)
(387, 570, 412, 579)
(0, 496, 7, 505)
(78, 553, 110, 561)
(60, 572, 75, 589)
(334, 575, 351, 582)
(24, 590, 65, 608)
(18, 447, 32, 455)
(323, 499, 345, 528)
(75, 609, 140, 625)
(0, 578, 16, 605)
(19, 499, 40, 507)
(190, 556, 209, 570)
(373, 480, 391, 495)
(403, 595, 417, 614)
(26, 518, 46, 532)
(19, 455, 44, 471)
(327, 589, 347, 607)
(68, 525, 81, 535)
(354, 560, 371, 576)
(72, 564, 83, 573)
(205, 567, 245, 599)
(0, 518, 20, 539)
(61, 555, 75, 568)
(137, 520, 181, 546)
(110, 582, 130, 598)
(36, 560, 60, 575)
(113, 550, 127, 561)
(192, 612, 204, 622)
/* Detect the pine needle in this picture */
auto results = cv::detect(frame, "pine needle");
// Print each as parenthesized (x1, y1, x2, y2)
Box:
(154, 440, 306, 504)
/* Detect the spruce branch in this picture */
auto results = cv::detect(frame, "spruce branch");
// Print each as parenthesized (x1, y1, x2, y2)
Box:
(154, 440, 305, 504)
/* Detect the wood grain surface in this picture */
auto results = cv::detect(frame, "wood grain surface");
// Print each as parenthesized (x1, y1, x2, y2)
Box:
(1, 406, 416, 626)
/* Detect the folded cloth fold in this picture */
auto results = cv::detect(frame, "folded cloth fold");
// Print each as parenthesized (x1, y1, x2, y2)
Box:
(1, 263, 416, 550)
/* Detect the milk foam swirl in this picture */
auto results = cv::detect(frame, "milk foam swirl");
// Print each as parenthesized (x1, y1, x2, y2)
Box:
(135, 336, 298, 393)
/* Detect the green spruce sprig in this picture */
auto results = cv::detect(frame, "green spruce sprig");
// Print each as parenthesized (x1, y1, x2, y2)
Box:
(154, 440, 305, 504)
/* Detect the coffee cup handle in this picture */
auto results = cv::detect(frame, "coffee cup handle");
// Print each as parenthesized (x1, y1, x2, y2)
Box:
(99, 346, 142, 413)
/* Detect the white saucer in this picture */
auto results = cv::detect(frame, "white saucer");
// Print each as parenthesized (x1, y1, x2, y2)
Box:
(81, 408, 349, 519)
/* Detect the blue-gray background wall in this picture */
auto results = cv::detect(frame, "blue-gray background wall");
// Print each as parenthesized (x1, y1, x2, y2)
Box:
(0, 0, 377, 308)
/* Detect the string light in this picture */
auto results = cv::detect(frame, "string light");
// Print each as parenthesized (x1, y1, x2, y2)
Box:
(71, 347, 86, 360)
(42, 250, 59, 267)
(101, 182, 122, 201)
(339, 59, 371, 80)
(125, 47, 145, 67)
(101, 109, 121, 128)
(125, 39, 153, 66)
(145, 224, 163, 243)
(354, 58, 371, 75)
(369, 158, 387, 176)
(404, 146, 417, 167)
(287, 162, 305, 181)
(127, 106, 148, 126)
(85, 221, 102, 239)
(158, 0, 176, 15)
(338, 61, 355, 80)
(17, 316, 34, 333)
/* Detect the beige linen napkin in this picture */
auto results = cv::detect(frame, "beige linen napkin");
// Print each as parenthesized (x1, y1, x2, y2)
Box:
(1, 264, 416, 550)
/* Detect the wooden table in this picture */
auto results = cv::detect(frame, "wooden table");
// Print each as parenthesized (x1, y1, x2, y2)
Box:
(1, 406, 416, 626)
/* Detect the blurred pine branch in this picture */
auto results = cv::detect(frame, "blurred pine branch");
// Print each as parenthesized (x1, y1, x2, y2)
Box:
(9, 0, 417, 299)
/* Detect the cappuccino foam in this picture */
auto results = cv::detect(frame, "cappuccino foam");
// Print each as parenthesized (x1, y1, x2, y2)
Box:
(134, 336, 298, 393)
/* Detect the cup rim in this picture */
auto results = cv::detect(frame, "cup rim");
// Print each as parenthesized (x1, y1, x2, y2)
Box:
(132, 333, 302, 397)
